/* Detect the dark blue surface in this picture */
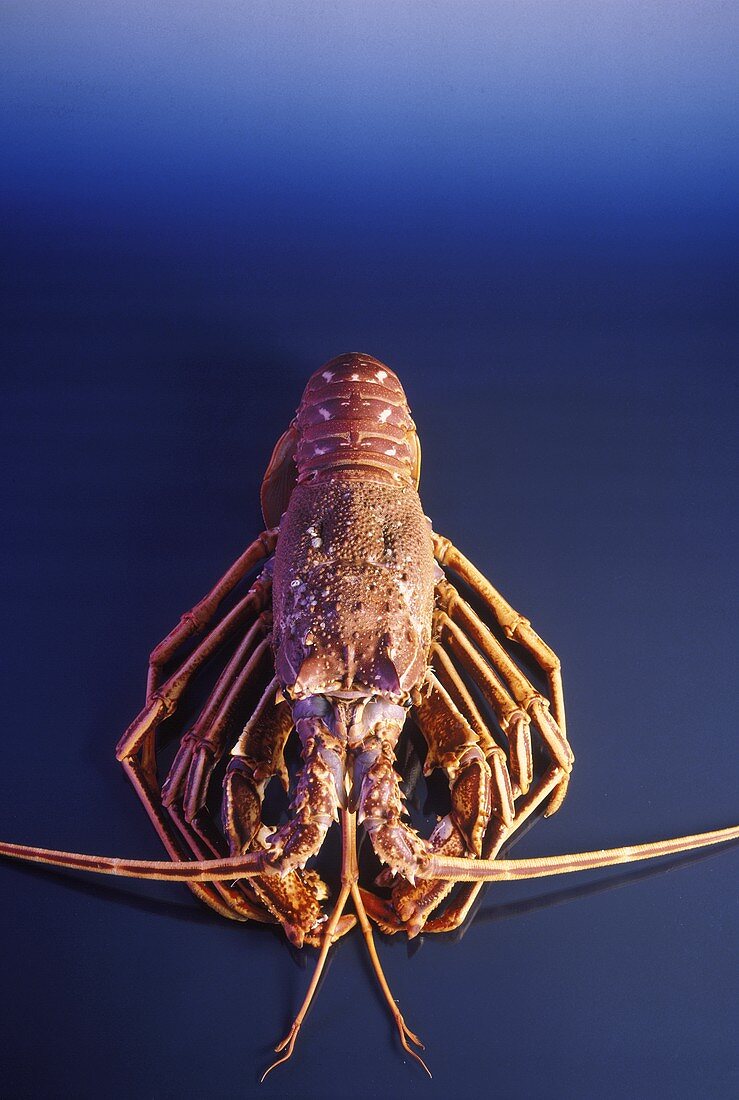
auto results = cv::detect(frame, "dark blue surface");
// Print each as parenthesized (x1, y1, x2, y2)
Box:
(1, 4, 737, 1098)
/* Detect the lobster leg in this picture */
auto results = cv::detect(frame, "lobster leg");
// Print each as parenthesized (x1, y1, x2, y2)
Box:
(431, 639, 533, 798)
(433, 532, 566, 733)
(117, 567, 276, 923)
(157, 617, 279, 922)
(120, 755, 264, 920)
(434, 577, 574, 814)
(161, 616, 273, 818)
(123, 752, 274, 924)
(421, 571, 574, 933)
(116, 569, 273, 763)
(382, 674, 501, 936)
(424, 765, 565, 933)
(146, 529, 277, 696)
(224, 685, 352, 948)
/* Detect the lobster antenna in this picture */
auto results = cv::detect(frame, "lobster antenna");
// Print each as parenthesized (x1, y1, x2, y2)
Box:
(0, 839, 268, 882)
(424, 823, 739, 883)
(1, 823, 737, 886)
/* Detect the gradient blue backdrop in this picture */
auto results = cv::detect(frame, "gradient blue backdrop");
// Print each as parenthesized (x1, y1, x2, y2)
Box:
(1, 4, 737, 1098)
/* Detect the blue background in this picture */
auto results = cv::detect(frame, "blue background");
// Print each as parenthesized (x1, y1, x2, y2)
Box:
(1, 3, 737, 1098)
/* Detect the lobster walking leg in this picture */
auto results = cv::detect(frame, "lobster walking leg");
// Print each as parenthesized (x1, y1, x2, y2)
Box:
(435, 578, 573, 813)
(433, 533, 566, 732)
(424, 765, 565, 933)
(120, 756, 264, 920)
(435, 613, 537, 797)
(116, 569, 273, 762)
(161, 616, 273, 818)
(146, 529, 277, 696)
(158, 619, 278, 922)
(431, 640, 533, 797)
(224, 685, 351, 948)
(117, 567, 276, 923)
(382, 673, 501, 936)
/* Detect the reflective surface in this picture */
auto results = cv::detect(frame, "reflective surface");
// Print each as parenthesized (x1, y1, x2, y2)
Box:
(1, 4, 737, 1097)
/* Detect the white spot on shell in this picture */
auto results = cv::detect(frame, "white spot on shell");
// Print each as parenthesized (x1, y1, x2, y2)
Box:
(376, 370, 387, 381)
(378, 407, 392, 423)
(350, 373, 359, 380)
(314, 445, 327, 455)
(319, 407, 331, 420)
(322, 370, 334, 381)
(384, 446, 397, 456)
(311, 537, 322, 548)
(290, 579, 301, 588)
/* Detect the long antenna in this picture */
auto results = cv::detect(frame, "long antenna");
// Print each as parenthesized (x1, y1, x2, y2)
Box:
(0, 839, 267, 881)
(1, 822, 737, 886)
(425, 824, 739, 882)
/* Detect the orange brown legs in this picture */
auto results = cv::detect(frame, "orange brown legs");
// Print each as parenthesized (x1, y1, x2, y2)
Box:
(384, 673, 502, 936)
(161, 618, 272, 815)
(424, 765, 565, 933)
(433, 533, 566, 732)
(383, 535, 575, 936)
(433, 564, 573, 814)
(146, 529, 277, 697)
(117, 551, 277, 924)
(223, 682, 346, 948)
(116, 568, 273, 763)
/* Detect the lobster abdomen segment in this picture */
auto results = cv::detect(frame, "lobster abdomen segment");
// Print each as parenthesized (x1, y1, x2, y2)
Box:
(294, 353, 421, 487)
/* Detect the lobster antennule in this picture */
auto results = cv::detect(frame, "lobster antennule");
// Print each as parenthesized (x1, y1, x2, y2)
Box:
(424, 823, 739, 883)
(0, 838, 270, 882)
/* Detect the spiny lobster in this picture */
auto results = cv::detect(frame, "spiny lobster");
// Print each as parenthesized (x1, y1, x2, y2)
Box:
(1, 353, 736, 1079)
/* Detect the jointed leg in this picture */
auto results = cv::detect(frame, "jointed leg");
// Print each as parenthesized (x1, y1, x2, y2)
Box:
(434, 613, 536, 798)
(433, 533, 566, 733)
(417, 670, 513, 834)
(382, 673, 502, 935)
(435, 577, 573, 813)
(117, 568, 273, 762)
(118, 567, 275, 923)
(161, 616, 273, 818)
(223, 683, 346, 948)
(414, 553, 573, 931)
(146, 529, 277, 696)
(121, 755, 271, 921)
(424, 765, 564, 933)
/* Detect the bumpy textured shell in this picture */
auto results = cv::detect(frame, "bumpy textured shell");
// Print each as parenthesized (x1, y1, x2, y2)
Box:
(270, 355, 435, 699)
